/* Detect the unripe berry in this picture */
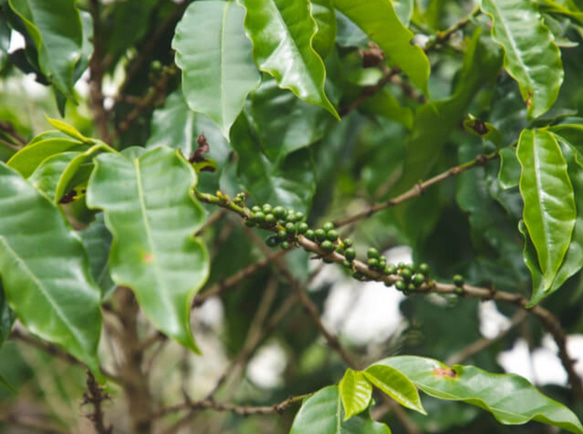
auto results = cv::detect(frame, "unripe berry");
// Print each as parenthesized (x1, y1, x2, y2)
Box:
(320, 240, 335, 253)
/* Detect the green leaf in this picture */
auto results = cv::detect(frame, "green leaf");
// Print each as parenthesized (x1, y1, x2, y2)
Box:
(239, 0, 339, 118)
(360, 88, 414, 130)
(498, 146, 521, 190)
(0, 282, 15, 348)
(46, 117, 93, 144)
(0, 163, 102, 372)
(290, 386, 391, 434)
(539, 0, 583, 26)
(230, 113, 316, 213)
(392, 0, 413, 26)
(28, 152, 79, 202)
(173, 1, 260, 137)
(80, 214, 115, 300)
(86, 146, 209, 352)
(394, 29, 502, 192)
(517, 129, 576, 290)
(311, 0, 337, 59)
(364, 364, 426, 414)
(333, 0, 430, 94)
(481, 0, 563, 119)
(377, 356, 583, 433)
(7, 135, 88, 178)
(550, 124, 583, 158)
(8, 0, 82, 98)
(339, 369, 372, 421)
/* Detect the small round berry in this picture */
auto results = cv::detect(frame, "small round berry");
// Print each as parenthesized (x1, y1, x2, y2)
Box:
(379, 257, 386, 267)
(353, 271, 364, 280)
(322, 222, 335, 232)
(326, 229, 339, 241)
(418, 263, 430, 275)
(344, 248, 356, 262)
(342, 260, 352, 268)
(400, 268, 413, 281)
(273, 206, 286, 219)
(407, 283, 416, 291)
(266, 235, 279, 247)
(253, 212, 266, 224)
(265, 214, 276, 225)
(285, 222, 297, 236)
(251, 205, 261, 213)
(412, 273, 426, 287)
(262, 203, 273, 213)
(453, 274, 465, 287)
(281, 241, 290, 250)
(277, 230, 287, 241)
(298, 222, 309, 234)
(314, 228, 326, 242)
(395, 280, 407, 291)
(286, 212, 296, 222)
(320, 240, 335, 253)
(455, 286, 465, 295)
(398, 262, 407, 269)
(367, 247, 380, 259)
(305, 229, 315, 240)
(367, 258, 380, 269)
(385, 264, 397, 275)
(342, 238, 353, 248)
(293, 211, 305, 222)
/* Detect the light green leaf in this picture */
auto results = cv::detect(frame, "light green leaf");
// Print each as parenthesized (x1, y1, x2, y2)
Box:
(8, 0, 82, 98)
(173, 1, 260, 138)
(392, 0, 413, 26)
(46, 117, 92, 144)
(28, 152, 79, 202)
(481, 0, 563, 119)
(230, 113, 316, 213)
(517, 129, 575, 290)
(311, 0, 337, 58)
(364, 364, 426, 414)
(239, 0, 339, 118)
(86, 147, 209, 352)
(378, 356, 583, 433)
(333, 0, 430, 94)
(81, 214, 115, 300)
(7, 136, 88, 178)
(339, 369, 372, 421)
(0, 163, 102, 372)
(290, 386, 391, 434)
(539, 0, 583, 26)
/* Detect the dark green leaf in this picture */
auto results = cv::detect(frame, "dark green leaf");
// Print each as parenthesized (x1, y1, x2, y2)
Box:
(28, 152, 79, 201)
(481, 0, 563, 119)
(517, 129, 575, 290)
(86, 147, 209, 353)
(290, 386, 391, 434)
(239, 0, 339, 118)
(550, 124, 583, 158)
(80, 213, 115, 300)
(0, 163, 102, 372)
(339, 368, 372, 420)
(173, 1, 260, 137)
(360, 88, 414, 130)
(498, 146, 520, 190)
(311, 0, 337, 59)
(333, 0, 430, 94)
(378, 356, 583, 433)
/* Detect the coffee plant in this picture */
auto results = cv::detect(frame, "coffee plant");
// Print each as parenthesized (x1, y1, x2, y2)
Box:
(0, 0, 583, 433)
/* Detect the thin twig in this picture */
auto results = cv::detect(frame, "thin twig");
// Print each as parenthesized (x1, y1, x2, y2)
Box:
(0, 414, 68, 434)
(0, 120, 26, 146)
(82, 371, 113, 434)
(424, 7, 481, 52)
(339, 67, 401, 117)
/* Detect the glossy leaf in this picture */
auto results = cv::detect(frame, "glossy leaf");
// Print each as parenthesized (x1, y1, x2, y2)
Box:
(81, 213, 115, 300)
(539, 0, 583, 26)
(498, 146, 521, 190)
(0, 163, 102, 372)
(517, 129, 575, 290)
(8, 0, 82, 98)
(230, 113, 316, 213)
(377, 356, 583, 433)
(550, 124, 583, 158)
(7, 136, 88, 178)
(481, 0, 563, 119)
(290, 386, 391, 434)
(46, 117, 92, 144)
(333, 0, 430, 94)
(339, 369, 372, 420)
(364, 364, 426, 414)
(311, 0, 337, 58)
(173, 1, 260, 137)
(28, 152, 79, 202)
(86, 146, 209, 352)
(239, 0, 339, 118)
(394, 30, 502, 192)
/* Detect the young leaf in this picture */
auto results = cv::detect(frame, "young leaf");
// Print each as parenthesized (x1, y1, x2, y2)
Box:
(173, 1, 260, 138)
(28, 152, 80, 202)
(339, 369, 372, 421)
(0, 163, 102, 372)
(517, 129, 575, 291)
(8, 0, 82, 99)
(290, 386, 391, 434)
(364, 364, 426, 414)
(86, 146, 209, 353)
(333, 0, 430, 94)
(481, 0, 563, 119)
(239, 0, 339, 118)
(46, 117, 92, 144)
(377, 356, 583, 433)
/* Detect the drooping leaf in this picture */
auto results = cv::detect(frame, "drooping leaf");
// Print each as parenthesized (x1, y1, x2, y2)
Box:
(7, 136, 88, 178)
(230, 113, 316, 213)
(364, 364, 426, 414)
(239, 0, 339, 118)
(481, 0, 563, 119)
(8, 0, 82, 98)
(0, 163, 102, 372)
(28, 152, 79, 202)
(377, 356, 583, 433)
(86, 146, 209, 352)
(339, 369, 372, 421)
(173, 1, 260, 137)
(80, 213, 115, 300)
(290, 386, 391, 434)
(394, 29, 502, 192)
(516, 129, 575, 291)
(310, 0, 337, 59)
(333, 0, 430, 94)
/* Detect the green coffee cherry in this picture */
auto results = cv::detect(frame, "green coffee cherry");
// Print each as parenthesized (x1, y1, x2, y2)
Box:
(412, 273, 426, 287)
(322, 221, 335, 232)
(344, 248, 356, 262)
(273, 206, 286, 219)
(251, 205, 261, 213)
(281, 241, 290, 250)
(455, 286, 464, 295)
(353, 271, 364, 280)
(342, 260, 352, 268)
(395, 280, 407, 291)
(277, 230, 287, 241)
(367, 258, 379, 269)
(320, 240, 335, 254)
(385, 264, 397, 275)
(367, 247, 380, 259)
(453, 274, 464, 287)
(266, 235, 279, 247)
(314, 228, 326, 242)
(298, 222, 309, 234)
(398, 262, 407, 269)
(285, 222, 297, 236)
(305, 229, 315, 240)
(293, 211, 305, 222)
(326, 229, 339, 241)
(265, 214, 276, 225)
(342, 238, 353, 248)
(253, 212, 266, 224)
(400, 268, 413, 281)
(407, 283, 416, 291)
(418, 263, 430, 275)
(262, 203, 273, 213)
